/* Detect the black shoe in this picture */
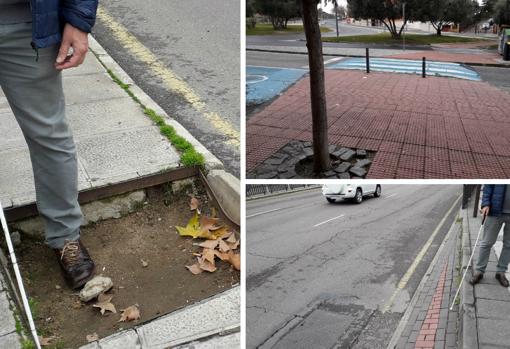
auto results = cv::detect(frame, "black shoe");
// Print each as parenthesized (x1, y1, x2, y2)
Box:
(469, 271, 484, 285)
(496, 273, 509, 287)
(53, 240, 95, 289)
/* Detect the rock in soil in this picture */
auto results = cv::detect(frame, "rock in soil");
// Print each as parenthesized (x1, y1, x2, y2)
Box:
(79, 276, 113, 302)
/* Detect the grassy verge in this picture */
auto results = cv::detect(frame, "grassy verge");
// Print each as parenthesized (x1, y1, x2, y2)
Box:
(323, 32, 487, 45)
(105, 69, 204, 167)
(247, 23, 331, 35)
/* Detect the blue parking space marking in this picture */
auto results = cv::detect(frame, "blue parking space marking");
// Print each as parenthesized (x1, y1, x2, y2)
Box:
(247, 66, 307, 105)
(328, 58, 481, 81)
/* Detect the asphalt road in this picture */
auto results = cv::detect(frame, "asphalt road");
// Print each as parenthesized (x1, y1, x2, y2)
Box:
(92, 0, 240, 177)
(470, 65, 510, 93)
(247, 185, 462, 349)
(247, 51, 341, 69)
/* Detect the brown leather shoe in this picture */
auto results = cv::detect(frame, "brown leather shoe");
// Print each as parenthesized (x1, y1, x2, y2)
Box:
(469, 271, 484, 285)
(496, 273, 509, 287)
(54, 240, 95, 289)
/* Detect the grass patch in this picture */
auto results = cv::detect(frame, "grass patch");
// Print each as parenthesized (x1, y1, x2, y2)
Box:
(21, 339, 35, 349)
(247, 23, 331, 35)
(323, 32, 486, 45)
(103, 69, 204, 167)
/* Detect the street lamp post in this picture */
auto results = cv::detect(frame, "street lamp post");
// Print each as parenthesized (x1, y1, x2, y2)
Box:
(335, 2, 339, 37)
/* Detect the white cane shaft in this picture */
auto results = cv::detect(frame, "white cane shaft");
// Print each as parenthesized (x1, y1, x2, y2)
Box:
(0, 202, 41, 349)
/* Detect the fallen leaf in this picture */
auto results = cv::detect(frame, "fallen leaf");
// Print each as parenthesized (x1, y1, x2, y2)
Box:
(202, 248, 216, 264)
(200, 215, 221, 231)
(93, 294, 117, 315)
(227, 240, 240, 250)
(197, 239, 219, 249)
(198, 256, 217, 273)
(225, 233, 237, 244)
(228, 252, 241, 271)
(214, 250, 230, 261)
(189, 196, 199, 211)
(186, 263, 203, 275)
(176, 212, 228, 239)
(218, 239, 231, 253)
(119, 304, 140, 322)
(39, 336, 55, 346)
(86, 333, 99, 342)
(141, 259, 149, 268)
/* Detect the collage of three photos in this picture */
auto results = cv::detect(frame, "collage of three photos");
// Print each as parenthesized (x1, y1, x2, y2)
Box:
(1, 0, 510, 348)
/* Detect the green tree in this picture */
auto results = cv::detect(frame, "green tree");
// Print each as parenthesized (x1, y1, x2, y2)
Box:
(254, 0, 301, 29)
(420, 0, 478, 35)
(347, 0, 421, 39)
(493, 0, 510, 25)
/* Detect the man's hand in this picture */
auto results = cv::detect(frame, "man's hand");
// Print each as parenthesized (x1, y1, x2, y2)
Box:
(481, 206, 490, 217)
(55, 24, 89, 70)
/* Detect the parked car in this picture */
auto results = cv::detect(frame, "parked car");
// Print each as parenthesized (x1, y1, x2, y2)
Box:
(322, 184, 381, 204)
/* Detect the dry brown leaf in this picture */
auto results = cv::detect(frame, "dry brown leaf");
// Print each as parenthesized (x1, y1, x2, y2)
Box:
(39, 336, 56, 346)
(186, 263, 203, 275)
(227, 240, 240, 250)
(119, 304, 140, 322)
(220, 231, 234, 240)
(228, 252, 241, 271)
(197, 239, 219, 249)
(198, 256, 217, 273)
(218, 239, 231, 253)
(225, 233, 237, 244)
(86, 333, 99, 342)
(202, 248, 216, 265)
(189, 196, 199, 211)
(93, 294, 117, 315)
(214, 250, 230, 261)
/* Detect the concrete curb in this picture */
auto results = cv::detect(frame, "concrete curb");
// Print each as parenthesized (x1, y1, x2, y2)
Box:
(460, 208, 479, 349)
(88, 36, 240, 225)
(79, 286, 240, 349)
(386, 208, 461, 349)
(246, 47, 510, 68)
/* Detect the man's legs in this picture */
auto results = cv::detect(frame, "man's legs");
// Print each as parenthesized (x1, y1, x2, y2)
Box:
(475, 215, 503, 273)
(496, 215, 510, 273)
(0, 23, 82, 249)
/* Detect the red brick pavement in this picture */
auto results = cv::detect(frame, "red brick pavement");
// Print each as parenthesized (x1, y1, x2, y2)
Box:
(246, 70, 510, 178)
(414, 264, 448, 349)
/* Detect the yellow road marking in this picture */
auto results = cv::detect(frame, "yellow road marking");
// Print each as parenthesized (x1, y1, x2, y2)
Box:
(382, 194, 462, 313)
(96, 6, 240, 146)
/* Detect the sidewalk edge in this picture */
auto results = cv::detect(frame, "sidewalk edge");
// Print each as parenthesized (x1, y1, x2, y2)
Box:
(88, 36, 240, 225)
(386, 204, 461, 349)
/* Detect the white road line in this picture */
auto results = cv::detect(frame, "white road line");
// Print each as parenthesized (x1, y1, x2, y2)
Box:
(313, 214, 345, 228)
(246, 208, 283, 219)
(386, 193, 398, 199)
(324, 57, 344, 65)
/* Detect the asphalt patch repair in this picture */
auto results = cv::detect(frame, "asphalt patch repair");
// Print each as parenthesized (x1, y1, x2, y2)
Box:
(12, 182, 240, 348)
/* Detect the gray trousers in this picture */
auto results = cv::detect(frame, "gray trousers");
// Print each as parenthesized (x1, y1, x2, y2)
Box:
(0, 23, 82, 248)
(475, 214, 510, 273)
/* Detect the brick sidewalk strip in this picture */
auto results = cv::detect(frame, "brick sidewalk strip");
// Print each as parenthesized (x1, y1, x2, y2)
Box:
(247, 70, 510, 178)
(415, 264, 448, 349)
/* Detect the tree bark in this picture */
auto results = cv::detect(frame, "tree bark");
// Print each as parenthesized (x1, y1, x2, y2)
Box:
(302, 0, 330, 173)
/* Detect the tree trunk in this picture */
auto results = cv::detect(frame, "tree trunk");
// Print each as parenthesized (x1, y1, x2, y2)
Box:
(437, 27, 442, 35)
(301, 0, 330, 173)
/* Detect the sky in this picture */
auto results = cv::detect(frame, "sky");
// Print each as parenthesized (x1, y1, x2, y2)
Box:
(321, 0, 483, 14)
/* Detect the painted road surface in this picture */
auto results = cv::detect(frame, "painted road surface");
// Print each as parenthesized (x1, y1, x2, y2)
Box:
(246, 66, 307, 106)
(329, 58, 481, 81)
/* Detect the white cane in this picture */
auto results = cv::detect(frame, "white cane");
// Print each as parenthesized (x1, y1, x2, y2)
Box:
(450, 214, 486, 310)
(0, 201, 41, 349)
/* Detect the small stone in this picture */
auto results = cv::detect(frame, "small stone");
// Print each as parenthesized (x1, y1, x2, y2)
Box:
(79, 276, 113, 302)
(258, 171, 278, 179)
(340, 149, 356, 161)
(323, 170, 336, 177)
(337, 172, 350, 179)
(304, 148, 313, 157)
(10, 231, 21, 247)
(303, 141, 312, 148)
(349, 167, 367, 177)
(280, 170, 296, 179)
(55, 285, 61, 290)
(355, 159, 372, 168)
(273, 153, 290, 161)
(328, 145, 336, 153)
(356, 149, 367, 157)
(334, 162, 351, 173)
(332, 148, 349, 158)
(267, 157, 285, 165)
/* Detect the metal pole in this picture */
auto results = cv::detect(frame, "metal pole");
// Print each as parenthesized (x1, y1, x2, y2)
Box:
(403, 2, 406, 51)
(366, 47, 370, 73)
(422, 57, 426, 78)
(335, 3, 339, 37)
(0, 202, 41, 349)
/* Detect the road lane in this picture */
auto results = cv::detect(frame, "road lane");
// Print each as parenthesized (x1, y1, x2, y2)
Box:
(247, 185, 461, 348)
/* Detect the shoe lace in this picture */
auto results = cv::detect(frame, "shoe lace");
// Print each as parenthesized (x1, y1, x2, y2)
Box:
(60, 241, 80, 265)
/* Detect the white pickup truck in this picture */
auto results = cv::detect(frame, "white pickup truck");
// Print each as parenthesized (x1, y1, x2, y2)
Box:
(322, 184, 381, 204)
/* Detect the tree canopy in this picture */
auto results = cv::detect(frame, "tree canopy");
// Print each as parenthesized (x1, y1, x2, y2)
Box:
(493, 0, 510, 25)
(419, 0, 479, 35)
(253, 0, 301, 29)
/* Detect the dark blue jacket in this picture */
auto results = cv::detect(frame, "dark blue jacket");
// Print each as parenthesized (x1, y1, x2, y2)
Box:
(482, 185, 507, 216)
(30, 0, 98, 48)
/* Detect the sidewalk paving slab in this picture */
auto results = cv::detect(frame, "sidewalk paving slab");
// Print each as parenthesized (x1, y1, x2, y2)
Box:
(247, 70, 510, 179)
